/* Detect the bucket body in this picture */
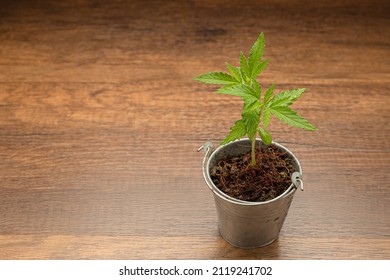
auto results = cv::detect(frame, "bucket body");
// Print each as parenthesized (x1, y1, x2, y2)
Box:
(203, 139, 302, 248)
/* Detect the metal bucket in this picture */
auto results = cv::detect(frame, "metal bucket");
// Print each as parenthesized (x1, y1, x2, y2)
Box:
(198, 139, 303, 248)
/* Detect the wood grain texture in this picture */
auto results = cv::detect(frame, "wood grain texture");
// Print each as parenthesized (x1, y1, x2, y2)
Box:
(0, 0, 389, 259)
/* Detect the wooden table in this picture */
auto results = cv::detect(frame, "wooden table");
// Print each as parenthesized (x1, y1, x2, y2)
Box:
(0, 0, 389, 259)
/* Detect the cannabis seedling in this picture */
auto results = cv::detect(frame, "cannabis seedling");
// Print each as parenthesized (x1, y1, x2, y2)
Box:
(194, 33, 317, 167)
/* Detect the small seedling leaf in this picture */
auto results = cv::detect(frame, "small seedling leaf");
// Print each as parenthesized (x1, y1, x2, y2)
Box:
(193, 72, 238, 85)
(221, 119, 247, 144)
(259, 127, 272, 145)
(270, 106, 317, 131)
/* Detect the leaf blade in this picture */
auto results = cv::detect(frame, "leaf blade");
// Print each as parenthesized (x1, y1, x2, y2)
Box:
(270, 106, 317, 131)
(193, 72, 238, 85)
(264, 83, 275, 105)
(251, 79, 261, 99)
(216, 84, 258, 104)
(242, 104, 260, 140)
(221, 119, 247, 145)
(248, 33, 265, 77)
(251, 58, 269, 78)
(269, 88, 305, 108)
(258, 127, 272, 145)
(239, 52, 250, 78)
(263, 107, 271, 128)
(225, 62, 242, 83)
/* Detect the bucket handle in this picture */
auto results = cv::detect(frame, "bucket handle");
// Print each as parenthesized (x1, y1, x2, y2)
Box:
(291, 172, 304, 191)
(197, 141, 215, 193)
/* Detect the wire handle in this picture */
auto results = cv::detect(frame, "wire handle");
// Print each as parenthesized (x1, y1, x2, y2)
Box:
(291, 172, 304, 191)
(197, 141, 214, 153)
(197, 141, 215, 193)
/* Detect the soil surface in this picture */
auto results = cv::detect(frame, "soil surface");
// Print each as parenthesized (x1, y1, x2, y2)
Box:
(210, 145, 294, 202)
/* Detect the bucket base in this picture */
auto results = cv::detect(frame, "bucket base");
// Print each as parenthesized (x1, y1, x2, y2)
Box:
(220, 229, 279, 249)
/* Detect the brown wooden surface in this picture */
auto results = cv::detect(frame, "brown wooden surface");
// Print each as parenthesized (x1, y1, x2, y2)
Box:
(0, 0, 389, 259)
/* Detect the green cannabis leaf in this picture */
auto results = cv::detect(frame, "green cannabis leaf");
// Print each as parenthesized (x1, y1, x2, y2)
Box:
(194, 32, 317, 166)
(269, 106, 317, 131)
(193, 72, 238, 85)
(221, 119, 246, 145)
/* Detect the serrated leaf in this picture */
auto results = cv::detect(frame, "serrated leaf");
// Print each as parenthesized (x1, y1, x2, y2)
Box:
(263, 107, 271, 128)
(252, 79, 261, 99)
(259, 127, 272, 145)
(216, 84, 258, 104)
(193, 72, 238, 85)
(270, 106, 317, 131)
(242, 105, 260, 140)
(251, 58, 269, 78)
(236, 66, 244, 83)
(248, 33, 265, 77)
(239, 52, 250, 78)
(264, 83, 275, 105)
(269, 88, 305, 108)
(243, 99, 260, 114)
(225, 62, 242, 83)
(221, 119, 247, 144)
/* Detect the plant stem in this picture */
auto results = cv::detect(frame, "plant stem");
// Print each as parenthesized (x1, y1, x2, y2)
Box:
(251, 138, 256, 167)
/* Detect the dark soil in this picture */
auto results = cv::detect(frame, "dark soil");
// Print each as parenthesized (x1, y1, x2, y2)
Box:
(210, 145, 294, 202)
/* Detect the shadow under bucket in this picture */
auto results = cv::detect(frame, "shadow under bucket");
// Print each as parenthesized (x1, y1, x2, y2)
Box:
(200, 139, 303, 248)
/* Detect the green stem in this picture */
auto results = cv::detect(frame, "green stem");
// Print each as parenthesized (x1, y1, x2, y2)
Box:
(251, 138, 256, 167)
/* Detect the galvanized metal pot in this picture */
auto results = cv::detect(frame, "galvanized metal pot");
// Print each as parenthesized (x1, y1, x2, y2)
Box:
(199, 139, 303, 248)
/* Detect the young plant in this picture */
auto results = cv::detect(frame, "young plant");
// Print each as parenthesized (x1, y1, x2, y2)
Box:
(194, 33, 317, 167)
